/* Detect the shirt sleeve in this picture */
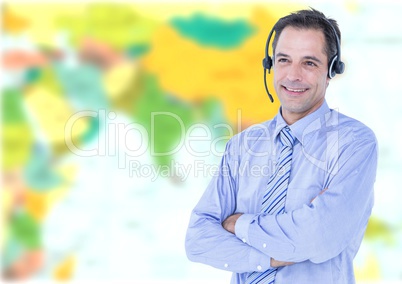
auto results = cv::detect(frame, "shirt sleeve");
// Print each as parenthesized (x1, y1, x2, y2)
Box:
(185, 138, 273, 273)
(234, 135, 378, 263)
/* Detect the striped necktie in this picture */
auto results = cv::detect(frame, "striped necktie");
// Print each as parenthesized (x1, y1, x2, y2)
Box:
(245, 126, 295, 284)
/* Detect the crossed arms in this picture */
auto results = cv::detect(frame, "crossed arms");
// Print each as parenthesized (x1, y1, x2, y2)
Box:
(185, 136, 377, 273)
(221, 189, 327, 268)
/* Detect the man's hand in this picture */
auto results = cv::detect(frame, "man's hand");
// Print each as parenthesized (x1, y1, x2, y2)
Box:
(270, 258, 294, 268)
(222, 213, 243, 234)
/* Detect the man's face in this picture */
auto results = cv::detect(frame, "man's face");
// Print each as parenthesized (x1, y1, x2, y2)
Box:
(273, 26, 330, 124)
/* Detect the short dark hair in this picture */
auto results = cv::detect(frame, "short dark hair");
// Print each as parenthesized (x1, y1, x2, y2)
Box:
(272, 8, 341, 63)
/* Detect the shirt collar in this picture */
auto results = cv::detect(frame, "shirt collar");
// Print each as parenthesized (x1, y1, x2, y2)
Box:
(273, 100, 330, 145)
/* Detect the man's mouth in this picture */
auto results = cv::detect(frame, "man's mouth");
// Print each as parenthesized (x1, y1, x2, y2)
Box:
(283, 86, 308, 93)
(283, 86, 307, 93)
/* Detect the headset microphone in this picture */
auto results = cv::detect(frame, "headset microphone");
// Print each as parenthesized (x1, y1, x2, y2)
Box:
(263, 67, 274, 103)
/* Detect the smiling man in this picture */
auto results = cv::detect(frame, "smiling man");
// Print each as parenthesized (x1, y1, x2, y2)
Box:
(274, 26, 329, 125)
(185, 8, 378, 284)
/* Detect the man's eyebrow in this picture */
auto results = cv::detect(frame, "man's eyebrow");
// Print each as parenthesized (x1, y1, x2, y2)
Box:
(303, 55, 323, 65)
(275, 52, 290, 58)
(275, 53, 324, 65)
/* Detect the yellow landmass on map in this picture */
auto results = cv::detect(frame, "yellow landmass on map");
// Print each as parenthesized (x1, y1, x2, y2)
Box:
(142, 7, 291, 126)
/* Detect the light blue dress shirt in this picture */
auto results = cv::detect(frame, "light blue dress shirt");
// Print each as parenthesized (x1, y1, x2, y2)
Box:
(185, 101, 378, 284)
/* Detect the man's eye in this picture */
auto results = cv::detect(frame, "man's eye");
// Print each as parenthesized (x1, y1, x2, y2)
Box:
(277, 58, 288, 63)
(305, 61, 317, 67)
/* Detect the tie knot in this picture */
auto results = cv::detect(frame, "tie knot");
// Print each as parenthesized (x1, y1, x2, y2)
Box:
(280, 126, 295, 147)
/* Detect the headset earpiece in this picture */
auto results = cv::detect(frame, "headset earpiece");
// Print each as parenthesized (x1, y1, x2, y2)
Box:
(328, 55, 338, 79)
(326, 18, 345, 79)
(262, 26, 275, 73)
(336, 60, 345, 75)
(262, 56, 273, 72)
(328, 55, 345, 79)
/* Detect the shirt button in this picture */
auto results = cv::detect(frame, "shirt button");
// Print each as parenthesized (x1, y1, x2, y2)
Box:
(224, 263, 229, 268)
(263, 243, 267, 248)
(257, 265, 262, 271)
(242, 238, 247, 243)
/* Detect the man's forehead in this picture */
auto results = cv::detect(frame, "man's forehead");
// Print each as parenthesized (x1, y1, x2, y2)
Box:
(275, 27, 327, 59)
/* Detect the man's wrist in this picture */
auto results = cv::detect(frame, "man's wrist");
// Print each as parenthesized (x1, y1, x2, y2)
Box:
(222, 213, 243, 234)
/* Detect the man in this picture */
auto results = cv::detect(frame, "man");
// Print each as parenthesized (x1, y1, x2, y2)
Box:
(185, 8, 377, 284)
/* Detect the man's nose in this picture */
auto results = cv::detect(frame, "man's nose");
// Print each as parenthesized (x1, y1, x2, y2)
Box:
(287, 64, 302, 81)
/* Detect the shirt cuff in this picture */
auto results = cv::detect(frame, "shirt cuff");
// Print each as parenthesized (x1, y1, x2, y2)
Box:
(248, 247, 273, 271)
(235, 213, 255, 244)
(236, 214, 273, 271)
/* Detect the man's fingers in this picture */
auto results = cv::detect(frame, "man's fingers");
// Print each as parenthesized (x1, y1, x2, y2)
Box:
(270, 258, 294, 268)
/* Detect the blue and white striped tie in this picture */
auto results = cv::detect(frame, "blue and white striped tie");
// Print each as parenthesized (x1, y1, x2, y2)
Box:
(245, 126, 295, 284)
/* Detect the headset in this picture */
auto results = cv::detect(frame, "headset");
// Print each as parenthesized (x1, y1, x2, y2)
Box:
(262, 17, 345, 103)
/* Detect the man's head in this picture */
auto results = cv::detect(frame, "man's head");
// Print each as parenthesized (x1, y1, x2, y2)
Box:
(271, 8, 343, 124)
(272, 8, 341, 68)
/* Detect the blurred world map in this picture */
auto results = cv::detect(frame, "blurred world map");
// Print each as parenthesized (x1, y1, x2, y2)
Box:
(1, 1, 402, 283)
